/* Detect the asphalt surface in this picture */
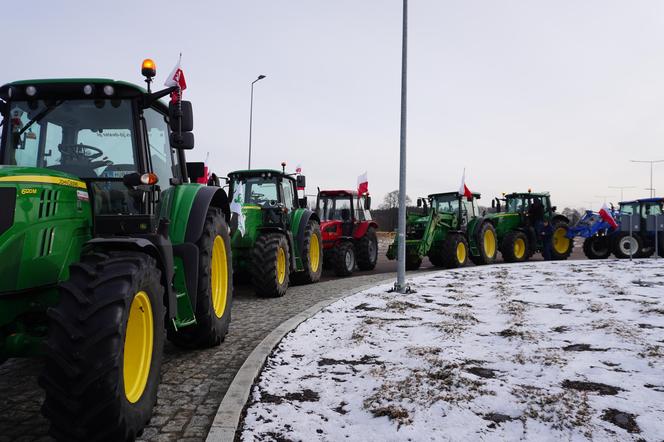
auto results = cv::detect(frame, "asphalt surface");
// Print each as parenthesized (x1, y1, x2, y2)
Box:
(0, 240, 587, 442)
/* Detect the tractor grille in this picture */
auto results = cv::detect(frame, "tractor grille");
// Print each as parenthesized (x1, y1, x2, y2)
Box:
(39, 189, 60, 218)
(0, 187, 17, 236)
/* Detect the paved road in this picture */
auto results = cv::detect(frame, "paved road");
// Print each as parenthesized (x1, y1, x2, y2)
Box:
(0, 241, 587, 442)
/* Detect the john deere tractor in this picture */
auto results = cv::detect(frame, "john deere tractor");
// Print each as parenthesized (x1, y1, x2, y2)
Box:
(0, 63, 233, 440)
(486, 191, 573, 262)
(386, 191, 498, 270)
(228, 169, 322, 297)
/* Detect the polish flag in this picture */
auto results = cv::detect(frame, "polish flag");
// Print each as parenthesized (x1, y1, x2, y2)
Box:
(164, 54, 187, 102)
(357, 171, 368, 195)
(458, 170, 473, 200)
(295, 164, 302, 174)
(599, 203, 618, 229)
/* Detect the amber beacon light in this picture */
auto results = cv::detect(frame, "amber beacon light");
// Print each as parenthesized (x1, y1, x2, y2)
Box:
(142, 59, 156, 79)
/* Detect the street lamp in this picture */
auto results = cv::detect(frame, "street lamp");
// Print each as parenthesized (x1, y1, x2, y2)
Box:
(608, 185, 636, 202)
(248, 74, 267, 170)
(396, 0, 409, 293)
(630, 159, 664, 198)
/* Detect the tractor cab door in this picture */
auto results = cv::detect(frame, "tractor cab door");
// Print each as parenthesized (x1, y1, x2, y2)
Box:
(280, 178, 296, 217)
(460, 197, 472, 229)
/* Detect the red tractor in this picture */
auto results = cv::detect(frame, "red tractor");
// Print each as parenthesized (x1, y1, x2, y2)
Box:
(316, 190, 379, 276)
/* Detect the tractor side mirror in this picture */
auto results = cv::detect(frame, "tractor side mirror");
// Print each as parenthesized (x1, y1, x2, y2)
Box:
(491, 199, 495, 209)
(417, 198, 422, 208)
(186, 162, 205, 182)
(364, 196, 371, 210)
(296, 175, 306, 189)
(496, 198, 501, 213)
(552, 206, 557, 212)
(168, 101, 193, 132)
(170, 132, 194, 150)
(299, 196, 308, 207)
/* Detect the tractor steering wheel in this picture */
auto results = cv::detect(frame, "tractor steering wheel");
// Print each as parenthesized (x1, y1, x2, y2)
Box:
(59, 143, 104, 161)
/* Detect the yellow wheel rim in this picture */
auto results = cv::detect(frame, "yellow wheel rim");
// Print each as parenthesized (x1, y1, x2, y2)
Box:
(309, 233, 321, 273)
(277, 246, 287, 285)
(483, 229, 496, 258)
(514, 238, 526, 259)
(211, 235, 228, 319)
(553, 227, 570, 254)
(456, 242, 467, 263)
(123, 291, 154, 404)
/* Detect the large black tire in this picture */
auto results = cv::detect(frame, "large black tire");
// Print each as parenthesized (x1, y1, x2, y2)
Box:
(428, 241, 446, 267)
(169, 208, 233, 348)
(405, 254, 422, 271)
(291, 220, 323, 285)
(474, 222, 498, 265)
(441, 233, 469, 269)
(356, 227, 378, 271)
(40, 251, 164, 441)
(251, 233, 290, 297)
(636, 243, 654, 258)
(334, 241, 355, 276)
(582, 236, 611, 259)
(551, 221, 573, 260)
(501, 230, 529, 263)
(613, 232, 643, 259)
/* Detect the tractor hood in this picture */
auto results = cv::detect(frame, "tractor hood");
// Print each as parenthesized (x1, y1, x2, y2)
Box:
(0, 165, 91, 293)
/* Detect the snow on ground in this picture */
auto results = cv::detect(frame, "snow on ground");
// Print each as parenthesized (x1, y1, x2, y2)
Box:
(240, 260, 664, 442)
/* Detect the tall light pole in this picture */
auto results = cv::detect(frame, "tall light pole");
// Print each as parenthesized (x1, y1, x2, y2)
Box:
(608, 185, 636, 202)
(630, 159, 664, 198)
(248, 74, 266, 170)
(396, 0, 408, 293)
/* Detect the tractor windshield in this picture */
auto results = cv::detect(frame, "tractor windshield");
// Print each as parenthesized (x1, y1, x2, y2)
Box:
(432, 195, 459, 213)
(619, 203, 638, 216)
(318, 196, 353, 221)
(642, 202, 663, 217)
(232, 176, 280, 206)
(506, 197, 526, 212)
(1, 99, 137, 178)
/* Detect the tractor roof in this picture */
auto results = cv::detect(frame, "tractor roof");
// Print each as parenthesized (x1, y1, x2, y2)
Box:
(319, 190, 358, 197)
(428, 191, 481, 199)
(0, 79, 168, 112)
(504, 191, 550, 198)
(619, 197, 664, 205)
(228, 169, 294, 180)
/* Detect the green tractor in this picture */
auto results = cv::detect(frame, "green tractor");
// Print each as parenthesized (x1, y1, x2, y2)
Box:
(386, 191, 498, 270)
(227, 168, 322, 297)
(0, 65, 233, 440)
(486, 191, 573, 262)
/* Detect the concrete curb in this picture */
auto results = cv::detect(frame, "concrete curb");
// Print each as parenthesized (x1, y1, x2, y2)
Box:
(205, 276, 400, 442)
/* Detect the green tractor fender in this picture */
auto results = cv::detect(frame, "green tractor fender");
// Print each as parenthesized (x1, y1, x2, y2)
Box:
(292, 209, 320, 261)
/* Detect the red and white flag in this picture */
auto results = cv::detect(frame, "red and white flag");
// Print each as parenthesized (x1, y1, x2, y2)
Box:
(458, 169, 473, 200)
(295, 164, 302, 174)
(357, 171, 368, 195)
(164, 54, 187, 102)
(599, 203, 618, 229)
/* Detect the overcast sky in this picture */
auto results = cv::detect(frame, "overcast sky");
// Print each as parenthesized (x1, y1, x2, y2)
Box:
(5, 1, 664, 209)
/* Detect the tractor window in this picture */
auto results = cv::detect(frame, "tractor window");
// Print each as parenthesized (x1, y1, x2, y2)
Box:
(643, 203, 662, 217)
(432, 196, 459, 213)
(144, 108, 177, 191)
(3, 99, 137, 178)
(281, 180, 295, 211)
(235, 177, 279, 206)
(355, 196, 366, 221)
(506, 197, 525, 212)
(319, 196, 353, 221)
(619, 204, 636, 215)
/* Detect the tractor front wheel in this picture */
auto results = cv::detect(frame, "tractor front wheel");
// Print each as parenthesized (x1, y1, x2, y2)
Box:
(169, 208, 233, 348)
(292, 221, 323, 284)
(502, 231, 529, 263)
(475, 222, 498, 265)
(405, 254, 422, 270)
(582, 236, 611, 259)
(252, 233, 290, 297)
(551, 221, 573, 260)
(442, 233, 469, 268)
(334, 241, 355, 276)
(40, 251, 164, 441)
(612, 232, 642, 259)
(356, 227, 378, 271)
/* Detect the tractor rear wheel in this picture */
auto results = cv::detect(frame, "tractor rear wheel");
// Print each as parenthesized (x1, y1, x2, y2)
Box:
(291, 221, 323, 284)
(334, 241, 355, 276)
(428, 242, 445, 267)
(502, 231, 529, 263)
(406, 254, 422, 270)
(613, 232, 642, 259)
(169, 208, 233, 348)
(636, 243, 654, 258)
(582, 236, 611, 259)
(252, 233, 290, 297)
(441, 233, 469, 268)
(356, 227, 378, 271)
(551, 221, 573, 260)
(474, 222, 498, 265)
(40, 251, 164, 441)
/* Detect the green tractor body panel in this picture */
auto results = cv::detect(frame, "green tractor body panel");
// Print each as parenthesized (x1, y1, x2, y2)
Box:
(288, 207, 308, 270)
(230, 205, 264, 273)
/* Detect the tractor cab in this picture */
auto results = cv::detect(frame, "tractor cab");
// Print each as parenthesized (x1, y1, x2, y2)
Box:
(502, 192, 556, 218)
(429, 191, 480, 230)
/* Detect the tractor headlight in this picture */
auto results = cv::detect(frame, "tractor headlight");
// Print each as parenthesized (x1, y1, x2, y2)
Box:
(103, 85, 115, 96)
(83, 84, 94, 95)
(25, 86, 37, 97)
